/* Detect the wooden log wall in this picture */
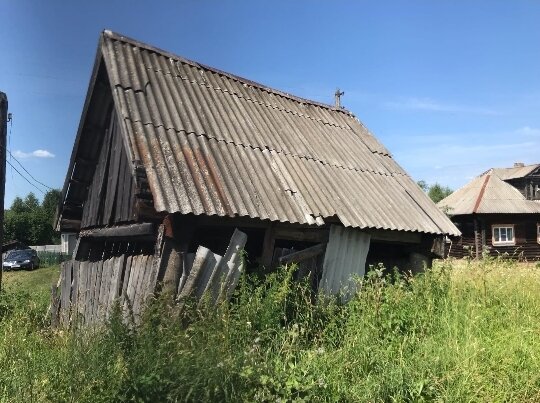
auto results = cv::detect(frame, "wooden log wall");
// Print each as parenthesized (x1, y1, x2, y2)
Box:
(81, 111, 137, 228)
(448, 215, 540, 261)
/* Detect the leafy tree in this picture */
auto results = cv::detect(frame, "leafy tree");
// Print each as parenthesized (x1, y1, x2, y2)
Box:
(428, 183, 453, 204)
(41, 189, 62, 224)
(3, 189, 61, 245)
(417, 181, 453, 204)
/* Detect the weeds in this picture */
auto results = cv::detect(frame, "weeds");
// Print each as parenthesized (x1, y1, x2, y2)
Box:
(0, 259, 539, 401)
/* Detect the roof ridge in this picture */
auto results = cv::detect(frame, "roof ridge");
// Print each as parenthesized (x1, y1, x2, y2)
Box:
(102, 30, 354, 116)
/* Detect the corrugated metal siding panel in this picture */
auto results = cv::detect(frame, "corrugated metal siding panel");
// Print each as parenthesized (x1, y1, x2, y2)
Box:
(102, 31, 460, 236)
(319, 225, 371, 300)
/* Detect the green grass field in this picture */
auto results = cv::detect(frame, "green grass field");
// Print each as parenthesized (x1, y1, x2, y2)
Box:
(0, 258, 539, 402)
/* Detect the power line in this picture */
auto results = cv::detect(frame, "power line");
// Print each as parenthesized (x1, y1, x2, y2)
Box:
(0, 144, 53, 191)
(6, 159, 46, 195)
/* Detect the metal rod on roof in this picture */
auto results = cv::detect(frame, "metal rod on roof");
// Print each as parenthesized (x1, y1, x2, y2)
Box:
(335, 89, 344, 108)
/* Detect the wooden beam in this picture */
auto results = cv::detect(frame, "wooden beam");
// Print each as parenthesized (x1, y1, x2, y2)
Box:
(274, 227, 329, 243)
(279, 243, 327, 265)
(366, 229, 422, 244)
(79, 223, 155, 240)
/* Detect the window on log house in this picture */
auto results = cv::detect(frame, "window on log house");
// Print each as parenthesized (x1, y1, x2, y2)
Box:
(492, 225, 515, 246)
(537, 224, 540, 244)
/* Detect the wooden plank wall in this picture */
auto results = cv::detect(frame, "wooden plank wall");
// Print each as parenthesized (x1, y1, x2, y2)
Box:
(57, 248, 159, 327)
(81, 111, 136, 228)
(55, 228, 248, 327)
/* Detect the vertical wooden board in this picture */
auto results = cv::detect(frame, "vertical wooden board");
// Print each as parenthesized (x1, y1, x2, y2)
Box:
(125, 255, 140, 317)
(121, 254, 133, 301)
(87, 261, 98, 325)
(58, 262, 66, 320)
(106, 255, 125, 320)
(104, 122, 122, 223)
(71, 260, 80, 323)
(142, 255, 156, 300)
(120, 254, 134, 319)
(217, 229, 248, 302)
(98, 258, 112, 323)
(133, 255, 149, 319)
(90, 260, 103, 325)
(79, 261, 90, 325)
(146, 253, 160, 296)
(63, 261, 72, 326)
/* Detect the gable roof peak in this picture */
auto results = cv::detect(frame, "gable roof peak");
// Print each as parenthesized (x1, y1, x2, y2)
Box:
(100, 29, 355, 117)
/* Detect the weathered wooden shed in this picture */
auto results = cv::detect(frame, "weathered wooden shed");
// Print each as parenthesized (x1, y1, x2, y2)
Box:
(55, 31, 459, 324)
(438, 164, 540, 260)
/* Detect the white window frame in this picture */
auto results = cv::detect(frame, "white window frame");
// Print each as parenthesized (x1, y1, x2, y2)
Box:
(537, 223, 540, 244)
(492, 224, 515, 246)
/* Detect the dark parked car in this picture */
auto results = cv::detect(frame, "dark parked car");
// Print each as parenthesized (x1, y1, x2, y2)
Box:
(3, 249, 40, 270)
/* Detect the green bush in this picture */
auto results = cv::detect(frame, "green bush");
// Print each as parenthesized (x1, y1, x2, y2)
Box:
(0, 259, 540, 401)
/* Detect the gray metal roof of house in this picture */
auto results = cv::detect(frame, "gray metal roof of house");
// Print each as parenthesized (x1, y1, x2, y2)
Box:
(437, 173, 540, 215)
(61, 31, 460, 236)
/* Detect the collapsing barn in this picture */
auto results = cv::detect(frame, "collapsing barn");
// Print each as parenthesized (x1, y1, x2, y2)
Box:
(54, 31, 459, 324)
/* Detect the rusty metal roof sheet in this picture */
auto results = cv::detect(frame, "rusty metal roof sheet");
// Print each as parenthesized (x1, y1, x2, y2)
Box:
(74, 31, 459, 236)
(438, 174, 540, 215)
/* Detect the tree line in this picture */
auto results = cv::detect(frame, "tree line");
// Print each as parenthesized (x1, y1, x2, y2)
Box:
(3, 189, 61, 246)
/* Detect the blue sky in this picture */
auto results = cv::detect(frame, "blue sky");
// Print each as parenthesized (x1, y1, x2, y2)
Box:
(0, 1, 539, 207)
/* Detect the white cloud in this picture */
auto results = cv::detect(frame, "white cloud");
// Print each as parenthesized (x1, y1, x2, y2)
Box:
(13, 149, 55, 159)
(515, 126, 540, 136)
(385, 97, 498, 115)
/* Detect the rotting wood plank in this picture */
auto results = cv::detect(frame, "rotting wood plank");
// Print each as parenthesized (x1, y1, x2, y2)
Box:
(133, 255, 148, 317)
(279, 243, 327, 265)
(142, 255, 156, 306)
(121, 254, 134, 319)
(274, 227, 329, 243)
(126, 255, 141, 319)
(104, 119, 122, 223)
(217, 229, 248, 302)
(79, 261, 90, 325)
(133, 255, 148, 319)
(60, 262, 72, 326)
(98, 257, 112, 322)
(79, 223, 155, 240)
(106, 255, 124, 320)
(50, 283, 60, 328)
(91, 260, 104, 325)
(71, 260, 80, 324)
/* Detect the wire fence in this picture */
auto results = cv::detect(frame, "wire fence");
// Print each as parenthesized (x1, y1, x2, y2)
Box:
(37, 251, 70, 268)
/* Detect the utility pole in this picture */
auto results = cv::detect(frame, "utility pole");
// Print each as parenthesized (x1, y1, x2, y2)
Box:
(0, 92, 7, 290)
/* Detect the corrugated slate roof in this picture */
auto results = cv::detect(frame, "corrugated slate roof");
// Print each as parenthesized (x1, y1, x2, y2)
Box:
(489, 164, 540, 180)
(437, 174, 540, 215)
(66, 31, 460, 236)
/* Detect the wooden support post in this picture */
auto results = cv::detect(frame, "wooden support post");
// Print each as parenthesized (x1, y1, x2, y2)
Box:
(260, 223, 276, 269)
(474, 217, 480, 259)
(0, 93, 7, 291)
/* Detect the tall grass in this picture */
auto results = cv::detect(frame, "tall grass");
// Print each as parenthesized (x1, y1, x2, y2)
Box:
(0, 258, 539, 401)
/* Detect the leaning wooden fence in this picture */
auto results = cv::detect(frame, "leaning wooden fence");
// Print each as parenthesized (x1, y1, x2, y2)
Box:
(51, 228, 247, 327)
